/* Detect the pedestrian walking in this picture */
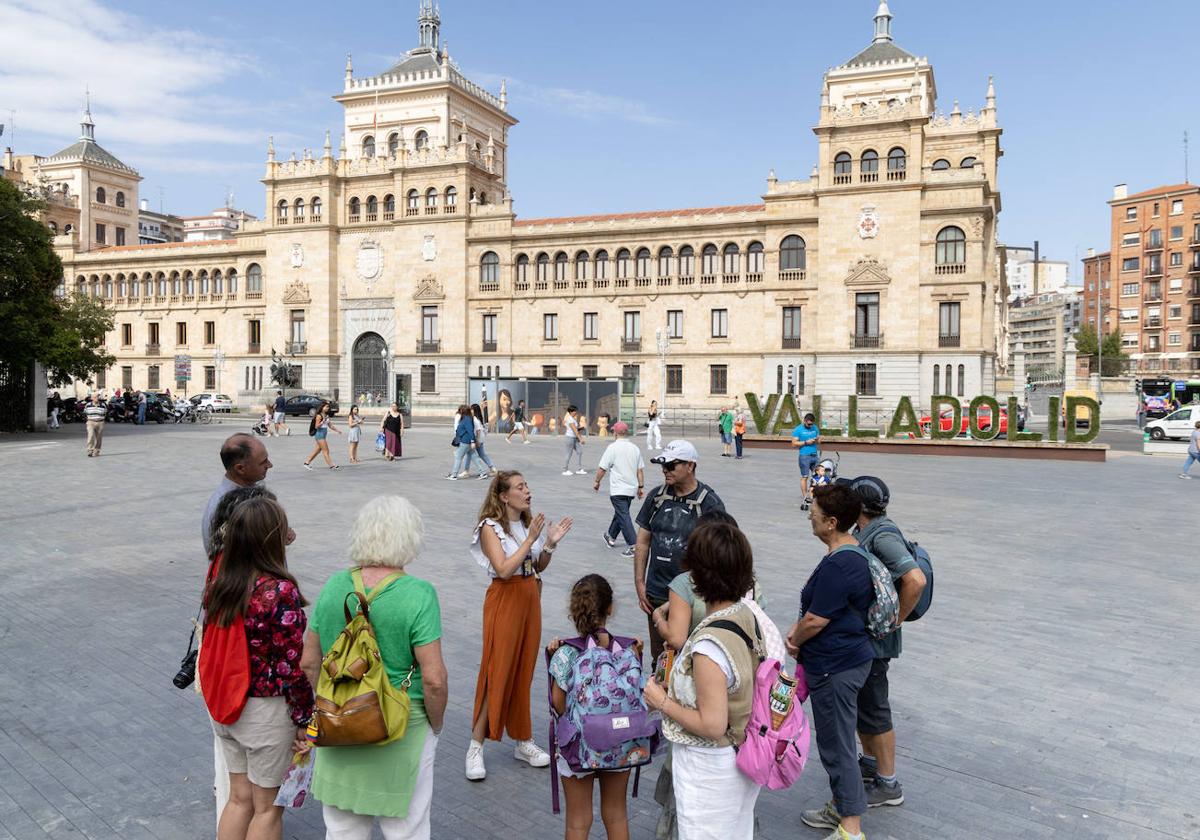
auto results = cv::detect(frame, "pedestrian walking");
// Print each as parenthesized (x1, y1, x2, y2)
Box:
(123, 388, 134, 422)
(47, 391, 61, 429)
(272, 391, 288, 436)
(466, 471, 573, 780)
(137, 390, 147, 425)
(792, 413, 822, 510)
(83, 394, 106, 456)
(718, 407, 734, 457)
(303, 402, 342, 470)
(346, 405, 363, 463)
(594, 421, 645, 558)
(1180, 420, 1200, 478)
(643, 519, 763, 840)
(789, 484, 875, 840)
(300, 496, 448, 840)
(448, 405, 488, 480)
(840, 476, 927, 809)
(733, 405, 747, 459)
(506, 398, 530, 444)
(633, 440, 725, 662)
(472, 403, 498, 476)
(646, 400, 663, 450)
(381, 403, 404, 461)
(562, 405, 586, 475)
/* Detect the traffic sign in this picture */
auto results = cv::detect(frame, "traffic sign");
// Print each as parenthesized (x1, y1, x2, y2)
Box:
(174, 354, 192, 381)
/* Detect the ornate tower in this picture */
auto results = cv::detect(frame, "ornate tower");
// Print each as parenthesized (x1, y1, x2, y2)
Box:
(417, 0, 440, 54)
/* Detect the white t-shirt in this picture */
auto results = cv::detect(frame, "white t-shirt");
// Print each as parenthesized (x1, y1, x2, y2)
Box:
(470, 517, 547, 579)
(474, 417, 487, 442)
(691, 639, 736, 689)
(564, 413, 579, 438)
(597, 439, 645, 497)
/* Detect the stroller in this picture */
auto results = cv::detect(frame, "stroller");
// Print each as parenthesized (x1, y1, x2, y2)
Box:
(802, 452, 839, 510)
(250, 418, 271, 436)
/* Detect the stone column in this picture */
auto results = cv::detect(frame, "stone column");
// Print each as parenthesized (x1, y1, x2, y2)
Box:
(30, 362, 48, 432)
(1011, 340, 1026, 402)
(1063, 336, 1078, 390)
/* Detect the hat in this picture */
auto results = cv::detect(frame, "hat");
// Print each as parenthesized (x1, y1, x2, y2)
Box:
(651, 439, 700, 464)
(612, 421, 629, 434)
(836, 475, 890, 513)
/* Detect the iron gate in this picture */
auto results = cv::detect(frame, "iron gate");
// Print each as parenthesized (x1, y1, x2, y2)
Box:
(0, 362, 31, 432)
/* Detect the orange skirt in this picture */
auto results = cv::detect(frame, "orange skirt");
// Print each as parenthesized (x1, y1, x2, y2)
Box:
(473, 575, 541, 742)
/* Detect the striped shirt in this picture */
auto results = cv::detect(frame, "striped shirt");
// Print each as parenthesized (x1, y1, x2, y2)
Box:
(84, 403, 107, 422)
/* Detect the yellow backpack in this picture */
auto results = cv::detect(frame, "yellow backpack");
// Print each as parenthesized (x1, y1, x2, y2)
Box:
(311, 568, 413, 747)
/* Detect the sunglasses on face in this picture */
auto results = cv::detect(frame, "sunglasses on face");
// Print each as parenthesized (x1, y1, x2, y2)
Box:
(661, 461, 685, 471)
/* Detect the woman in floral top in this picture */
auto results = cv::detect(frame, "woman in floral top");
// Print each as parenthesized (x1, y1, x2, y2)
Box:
(204, 496, 312, 840)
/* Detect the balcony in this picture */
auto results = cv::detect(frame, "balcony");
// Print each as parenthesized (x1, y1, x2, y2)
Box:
(348, 214, 360, 223)
(1191, 283, 1200, 298)
(746, 272, 763, 283)
(621, 338, 642, 352)
(444, 204, 457, 214)
(479, 281, 500, 292)
(482, 340, 497, 352)
(1190, 316, 1200, 326)
(852, 333, 883, 349)
(935, 263, 967, 275)
(416, 340, 440, 353)
(833, 173, 852, 185)
(1145, 265, 1164, 278)
(779, 269, 806, 282)
(425, 207, 437, 215)
(1144, 291, 1163, 303)
(782, 337, 802, 350)
(365, 213, 378, 222)
(634, 277, 651, 288)
(145, 343, 160, 356)
(275, 216, 288, 225)
(678, 275, 695, 286)
(248, 342, 261, 354)
(699, 274, 716, 285)
(1190, 262, 1200, 273)
(938, 333, 961, 348)
(288, 341, 307, 354)
(860, 171, 879, 183)
(657, 276, 673, 287)
(887, 169, 907, 182)
(721, 274, 740, 284)
(1144, 240, 1164, 252)
(1143, 318, 1162, 329)
(310, 214, 321, 223)
(383, 211, 394, 221)
(405, 208, 419, 217)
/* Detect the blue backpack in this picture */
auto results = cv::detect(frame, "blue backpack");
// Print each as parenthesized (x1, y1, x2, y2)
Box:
(867, 523, 934, 622)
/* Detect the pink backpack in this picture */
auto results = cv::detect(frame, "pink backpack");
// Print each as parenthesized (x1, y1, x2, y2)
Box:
(734, 658, 811, 790)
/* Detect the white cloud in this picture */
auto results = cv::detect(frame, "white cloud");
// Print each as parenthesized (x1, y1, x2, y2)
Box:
(470, 71, 677, 128)
(0, 0, 259, 148)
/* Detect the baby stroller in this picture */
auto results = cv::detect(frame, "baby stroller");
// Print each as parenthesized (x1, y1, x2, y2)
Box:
(801, 452, 839, 510)
(250, 418, 270, 436)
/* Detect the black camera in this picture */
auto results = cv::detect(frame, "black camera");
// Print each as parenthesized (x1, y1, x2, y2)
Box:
(173, 649, 198, 689)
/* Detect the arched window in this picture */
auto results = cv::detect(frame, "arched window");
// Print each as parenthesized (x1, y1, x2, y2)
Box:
(247, 263, 262, 292)
(888, 147, 907, 173)
(383, 194, 395, 214)
(957, 364, 966, 397)
(834, 152, 852, 179)
(366, 195, 378, 218)
(701, 244, 719, 275)
(658, 246, 674, 277)
(480, 251, 500, 285)
(722, 243, 740, 275)
(96, 186, 106, 204)
(516, 254, 530, 283)
(212, 269, 223, 294)
(406, 190, 419, 213)
(157, 272, 167, 297)
(554, 252, 568, 282)
(478, 192, 487, 204)
(932, 159, 951, 171)
(945, 364, 954, 397)
(185, 271, 196, 296)
(536, 253, 550, 283)
(64, 224, 73, 234)
(227, 269, 238, 294)
(679, 245, 694, 277)
(293, 198, 305, 220)
(575, 251, 590, 280)
(90, 277, 99, 298)
(311, 196, 322, 219)
(361, 135, 375, 158)
(115, 191, 125, 208)
(48, 221, 58, 234)
(933, 364, 940, 395)
(116, 275, 125, 297)
(747, 241, 764, 273)
(935, 226, 967, 265)
(776, 365, 784, 394)
(469, 187, 477, 203)
(616, 248, 631, 279)
(425, 188, 437, 210)
(445, 186, 457, 208)
(780, 235, 806, 272)
(387, 133, 400, 156)
(348, 197, 360, 219)
(199, 270, 209, 295)
(635, 248, 651, 278)
(276, 199, 288, 220)
(861, 149, 879, 180)
(960, 156, 978, 169)
(170, 271, 181, 296)
(594, 250, 609, 280)
(414, 130, 429, 151)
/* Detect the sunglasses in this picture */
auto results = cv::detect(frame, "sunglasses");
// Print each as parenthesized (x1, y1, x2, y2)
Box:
(660, 460, 686, 471)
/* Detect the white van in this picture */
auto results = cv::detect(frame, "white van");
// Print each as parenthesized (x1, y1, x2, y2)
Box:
(1145, 406, 1198, 441)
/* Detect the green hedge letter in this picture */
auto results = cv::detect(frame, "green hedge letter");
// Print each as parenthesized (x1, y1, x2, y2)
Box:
(744, 392, 777, 435)
(772, 393, 802, 436)
(1064, 396, 1101, 444)
(847, 395, 880, 438)
(1047, 396, 1060, 443)
(930, 395, 961, 439)
(811, 395, 841, 438)
(887, 396, 921, 438)
(969, 395, 1001, 441)
(1005, 397, 1042, 442)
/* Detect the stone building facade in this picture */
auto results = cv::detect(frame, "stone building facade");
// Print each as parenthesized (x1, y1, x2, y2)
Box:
(53, 1, 1005, 414)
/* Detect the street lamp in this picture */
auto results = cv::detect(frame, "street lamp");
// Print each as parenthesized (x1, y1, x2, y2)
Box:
(656, 327, 670, 414)
(1096, 300, 1114, 407)
(380, 345, 389, 406)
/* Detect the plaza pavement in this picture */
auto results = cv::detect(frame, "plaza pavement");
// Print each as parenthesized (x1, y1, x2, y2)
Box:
(0, 419, 1195, 840)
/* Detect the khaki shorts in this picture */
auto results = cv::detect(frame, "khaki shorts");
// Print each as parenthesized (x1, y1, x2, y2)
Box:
(211, 697, 296, 788)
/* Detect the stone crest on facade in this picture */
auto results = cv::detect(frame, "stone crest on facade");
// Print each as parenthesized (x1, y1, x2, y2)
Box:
(283, 279, 311, 304)
(857, 206, 880, 239)
(356, 239, 382, 281)
(844, 258, 891, 286)
(290, 243, 304, 268)
(422, 235, 437, 262)
(413, 274, 445, 300)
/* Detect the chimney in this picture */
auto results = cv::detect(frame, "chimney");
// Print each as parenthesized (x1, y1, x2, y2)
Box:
(2, 147, 12, 170)
(1113, 183, 1128, 200)
(139, 198, 149, 211)
(1086, 247, 1095, 258)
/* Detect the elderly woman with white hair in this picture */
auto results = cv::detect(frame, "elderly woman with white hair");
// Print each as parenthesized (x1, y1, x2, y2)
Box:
(301, 496, 448, 840)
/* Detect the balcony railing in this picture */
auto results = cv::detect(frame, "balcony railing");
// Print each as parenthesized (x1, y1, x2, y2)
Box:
(746, 272, 763, 283)
(276, 216, 288, 225)
(310, 214, 321, 223)
(1190, 316, 1200, 326)
(833, 173, 852, 185)
(852, 333, 883, 349)
(1144, 292, 1163, 303)
(1190, 262, 1200, 273)
(938, 334, 961, 348)
(1143, 318, 1162, 328)
(699, 274, 716, 285)
(782, 337, 802, 349)
(1144, 241, 1164, 252)
(482, 340, 497, 352)
(860, 171, 879, 183)
(366, 213, 378, 222)
(935, 263, 967, 275)
(721, 274, 740, 284)
(444, 204, 457, 214)
(887, 169, 907, 182)
(145, 343, 160, 356)
(383, 211, 394, 221)
(425, 207, 437, 215)
(1145, 266, 1164, 277)
(348, 214, 360, 223)
(248, 342, 261, 354)
(288, 341, 307, 354)
(405, 208, 419, 217)
(621, 339, 642, 352)
(779, 269, 806, 282)
(479, 281, 500, 292)
(634, 277, 651, 288)
(1191, 236, 1200, 247)
(416, 340, 440, 353)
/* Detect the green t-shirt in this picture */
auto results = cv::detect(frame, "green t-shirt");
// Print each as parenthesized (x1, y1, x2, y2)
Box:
(668, 572, 708, 633)
(309, 569, 442, 705)
(719, 411, 733, 433)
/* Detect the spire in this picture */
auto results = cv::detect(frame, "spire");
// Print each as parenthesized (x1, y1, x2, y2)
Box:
(417, 0, 441, 53)
(500, 78, 508, 111)
(323, 130, 332, 159)
(986, 75, 996, 109)
(345, 53, 353, 82)
(80, 89, 95, 141)
(267, 135, 275, 162)
(873, 0, 893, 44)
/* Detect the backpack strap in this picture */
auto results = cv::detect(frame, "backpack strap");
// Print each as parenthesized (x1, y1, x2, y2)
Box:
(704, 615, 764, 750)
(343, 567, 405, 623)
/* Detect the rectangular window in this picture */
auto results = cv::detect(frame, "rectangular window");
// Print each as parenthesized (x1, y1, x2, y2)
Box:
(543, 313, 558, 341)
(248, 319, 261, 350)
(583, 312, 598, 341)
(542, 364, 558, 379)
(204, 366, 215, 389)
(855, 293, 880, 336)
(121, 366, 132, 389)
(1121, 334, 1138, 348)
(1170, 277, 1183, 290)
(1148, 229, 1162, 247)
(1125, 207, 1137, 221)
(204, 321, 216, 346)
(115, 227, 125, 246)
(622, 364, 640, 394)
(623, 311, 641, 341)
(666, 364, 683, 395)
(1122, 257, 1140, 272)
(149, 322, 160, 345)
(1153, 203, 1161, 216)
(121, 323, 132, 347)
(1120, 308, 1138, 321)
(1171, 252, 1183, 267)
(582, 364, 598, 379)
(147, 365, 159, 390)
(290, 310, 306, 347)
(176, 321, 187, 346)
(1169, 305, 1182, 319)
(1171, 199, 1183, 214)
(711, 308, 728, 338)
(96, 368, 106, 389)
(782, 307, 802, 347)
(420, 306, 438, 348)
(482, 314, 497, 349)
(709, 364, 727, 394)
(95, 223, 106, 244)
(855, 363, 877, 396)
(420, 364, 436, 393)
(1122, 232, 1140, 247)
(667, 310, 683, 339)
(1147, 255, 1162, 274)
(939, 302, 961, 337)
(1121, 283, 1138, 296)
(1171, 225, 1184, 240)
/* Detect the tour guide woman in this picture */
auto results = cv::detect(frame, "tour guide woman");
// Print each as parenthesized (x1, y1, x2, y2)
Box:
(466, 471, 573, 780)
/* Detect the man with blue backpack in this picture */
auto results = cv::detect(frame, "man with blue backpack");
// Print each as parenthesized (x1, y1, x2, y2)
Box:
(838, 475, 930, 811)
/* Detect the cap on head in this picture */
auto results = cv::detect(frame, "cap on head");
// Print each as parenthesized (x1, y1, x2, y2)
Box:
(837, 475, 890, 515)
(612, 421, 629, 435)
(651, 439, 700, 464)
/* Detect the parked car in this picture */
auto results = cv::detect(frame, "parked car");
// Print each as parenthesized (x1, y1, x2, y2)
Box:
(190, 393, 233, 412)
(281, 394, 340, 417)
(919, 406, 1007, 437)
(1145, 405, 1197, 441)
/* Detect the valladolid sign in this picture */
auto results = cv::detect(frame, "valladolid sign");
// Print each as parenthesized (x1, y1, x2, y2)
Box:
(744, 393, 1101, 445)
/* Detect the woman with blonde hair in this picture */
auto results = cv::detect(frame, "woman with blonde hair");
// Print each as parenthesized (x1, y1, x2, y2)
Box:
(465, 471, 573, 780)
(301, 496, 448, 839)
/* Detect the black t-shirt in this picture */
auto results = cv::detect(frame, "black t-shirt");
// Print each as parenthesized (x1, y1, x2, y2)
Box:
(274, 395, 286, 412)
(513, 406, 525, 423)
(382, 413, 402, 434)
(635, 481, 725, 603)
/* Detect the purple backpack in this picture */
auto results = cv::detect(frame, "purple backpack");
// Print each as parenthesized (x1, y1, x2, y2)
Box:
(546, 634, 660, 814)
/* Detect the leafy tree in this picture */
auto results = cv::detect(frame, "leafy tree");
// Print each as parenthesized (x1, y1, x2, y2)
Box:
(0, 178, 113, 385)
(1073, 324, 1126, 375)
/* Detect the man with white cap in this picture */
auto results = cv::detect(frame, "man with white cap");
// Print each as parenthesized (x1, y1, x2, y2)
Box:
(633, 439, 725, 660)
(594, 420, 645, 558)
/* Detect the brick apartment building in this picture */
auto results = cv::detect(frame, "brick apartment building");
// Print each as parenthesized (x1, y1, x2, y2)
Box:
(1084, 183, 1200, 373)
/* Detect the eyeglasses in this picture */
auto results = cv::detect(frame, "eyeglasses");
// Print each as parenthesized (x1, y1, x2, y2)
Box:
(660, 461, 685, 471)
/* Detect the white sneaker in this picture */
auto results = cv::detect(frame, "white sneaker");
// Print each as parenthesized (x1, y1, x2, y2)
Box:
(575, 469, 587, 475)
(1180, 473, 1193, 479)
(562, 470, 573, 476)
(523, 440, 531, 445)
(465, 741, 486, 781)
(513, 740, 550, 768)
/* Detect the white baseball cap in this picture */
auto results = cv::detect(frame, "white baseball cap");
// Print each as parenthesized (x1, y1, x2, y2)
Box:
(651, 439, 700, 464)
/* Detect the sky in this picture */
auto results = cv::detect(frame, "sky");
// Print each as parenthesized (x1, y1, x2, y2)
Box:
(1, 0, 1196, 272)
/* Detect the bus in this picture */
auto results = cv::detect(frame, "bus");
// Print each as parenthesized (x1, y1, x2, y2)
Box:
(1139, 378, 1200, 418)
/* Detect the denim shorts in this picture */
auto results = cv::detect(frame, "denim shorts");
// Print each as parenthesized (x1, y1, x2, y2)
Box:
(798, 453, 818, 476)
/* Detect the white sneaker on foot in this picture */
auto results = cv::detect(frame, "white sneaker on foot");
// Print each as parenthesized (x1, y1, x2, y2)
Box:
(303, 463, 313, 471)
(575, 469, 587, 475)
(513, 740, 550, 768)
(562, 470, 573, 476)
(465, 741, 486, 780)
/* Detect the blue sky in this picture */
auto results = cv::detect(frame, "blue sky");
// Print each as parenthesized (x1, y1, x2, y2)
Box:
(1, 0, 1195, 271)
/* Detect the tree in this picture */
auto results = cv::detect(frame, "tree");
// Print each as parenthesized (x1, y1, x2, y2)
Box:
(0, 178, 113, 385)
(1073, 324, 1127, 375)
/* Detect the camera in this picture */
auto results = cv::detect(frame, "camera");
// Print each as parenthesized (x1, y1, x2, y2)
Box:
(173, 649, 198, 689)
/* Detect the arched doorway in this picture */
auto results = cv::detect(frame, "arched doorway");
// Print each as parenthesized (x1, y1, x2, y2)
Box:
(352, 332, 388, 407)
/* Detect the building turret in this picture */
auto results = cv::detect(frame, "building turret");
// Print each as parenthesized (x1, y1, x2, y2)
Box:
(417, 0, 440, 54)
(873, 0, 893, 44)
(80, 91, 96, 141)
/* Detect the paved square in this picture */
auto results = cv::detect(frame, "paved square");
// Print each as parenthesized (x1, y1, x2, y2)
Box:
(0, 420, 1195, 839)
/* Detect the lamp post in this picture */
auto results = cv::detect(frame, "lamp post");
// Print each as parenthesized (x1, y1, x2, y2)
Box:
(380, 345, 388, 407)
(656, 327, 670, 415)
(1096, 300, 1113, 407)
